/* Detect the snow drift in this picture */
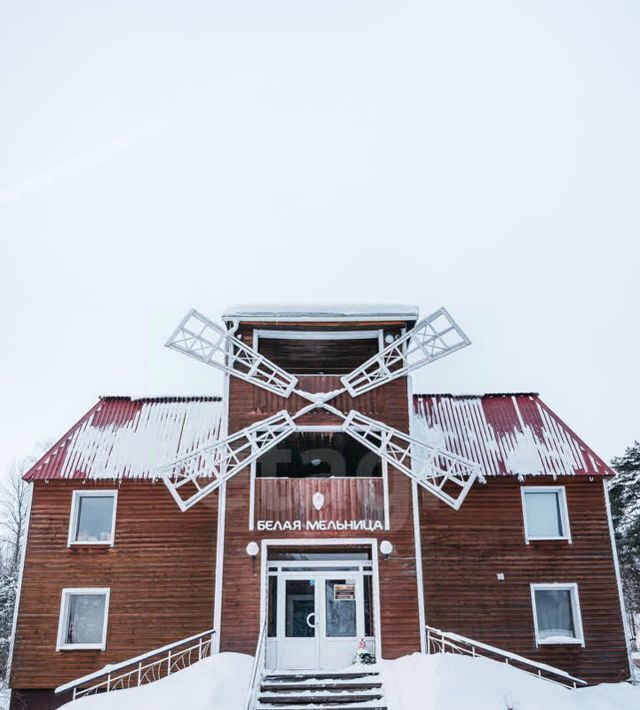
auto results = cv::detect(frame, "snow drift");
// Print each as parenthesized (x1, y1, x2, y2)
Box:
(60, 653, 252, 710)
(381, 653, 638, 710)
(59, 651, 639, 710)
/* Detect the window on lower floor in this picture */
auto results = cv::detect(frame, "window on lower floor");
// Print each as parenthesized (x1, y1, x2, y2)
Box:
(521, 486, 570, 542)
(530, 583, 584, 646)
(57, 588, 110, 650)
(68, 490, 117, 545)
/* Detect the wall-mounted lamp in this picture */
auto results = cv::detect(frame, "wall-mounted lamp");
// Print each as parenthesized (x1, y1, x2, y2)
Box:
(246, 542, 260, 559)
(384, 333, 395, 344)
(380, 540, 393, 560)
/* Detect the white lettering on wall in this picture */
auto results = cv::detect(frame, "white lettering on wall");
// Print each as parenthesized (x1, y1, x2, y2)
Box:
(256, 519, 383, 532)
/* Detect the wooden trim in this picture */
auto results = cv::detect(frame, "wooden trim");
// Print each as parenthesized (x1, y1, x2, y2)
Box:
(603, 479, 633, 676)
(412, 480, 426, 653)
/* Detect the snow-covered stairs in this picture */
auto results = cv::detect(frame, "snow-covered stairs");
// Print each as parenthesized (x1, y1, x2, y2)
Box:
(256, 669, 386, 710)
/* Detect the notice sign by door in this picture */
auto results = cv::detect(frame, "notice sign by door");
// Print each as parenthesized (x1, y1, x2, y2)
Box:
(334, 583, 356, 601)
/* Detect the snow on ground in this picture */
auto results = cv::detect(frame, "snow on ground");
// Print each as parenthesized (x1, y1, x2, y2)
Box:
(381, 653, 639, 710)
(57, 651, 639, 710)
(61, 653, 252, 710)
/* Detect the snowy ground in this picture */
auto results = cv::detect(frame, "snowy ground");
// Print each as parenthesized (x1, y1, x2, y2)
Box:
(381, 653, 639, 710)
(57, 652, 639, 710)
(60, 653, 253, 710)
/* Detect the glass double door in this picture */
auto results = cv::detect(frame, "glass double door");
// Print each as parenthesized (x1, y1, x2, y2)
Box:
(277, 572, 365, 669)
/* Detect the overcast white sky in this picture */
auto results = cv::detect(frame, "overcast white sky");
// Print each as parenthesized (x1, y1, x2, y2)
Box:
(0, 1, 638, 480)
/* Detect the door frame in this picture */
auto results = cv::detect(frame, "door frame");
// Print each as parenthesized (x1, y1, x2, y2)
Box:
(260, 538, 383, 666)
(276, 569, 368, 669)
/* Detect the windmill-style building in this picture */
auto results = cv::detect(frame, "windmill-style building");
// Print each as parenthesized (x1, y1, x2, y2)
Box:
(8, 305, 632, 709)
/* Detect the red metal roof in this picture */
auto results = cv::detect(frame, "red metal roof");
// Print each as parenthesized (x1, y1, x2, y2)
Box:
(24, 397, 223, 481)
(413, 393, 613, 477)
(24, 392, 612, 481)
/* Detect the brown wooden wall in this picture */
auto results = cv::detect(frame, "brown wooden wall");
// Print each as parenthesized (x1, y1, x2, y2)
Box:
(10, 480, 218, 690)
(420, 476, 629, 684)
(221, 345, 423, 660)
(255, 478, 385, 527)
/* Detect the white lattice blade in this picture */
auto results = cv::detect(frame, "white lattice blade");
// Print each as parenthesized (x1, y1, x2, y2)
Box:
(341, 410, 481, 510)
(166, 309, 298, 398)
(340, 307, 471, 397)
(160, 410, 296, 511)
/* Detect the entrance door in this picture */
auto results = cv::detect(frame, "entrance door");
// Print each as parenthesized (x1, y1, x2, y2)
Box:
(278, 578, 319, 669)
(276, 573, 365, 670)
(320, 576, 362, 668)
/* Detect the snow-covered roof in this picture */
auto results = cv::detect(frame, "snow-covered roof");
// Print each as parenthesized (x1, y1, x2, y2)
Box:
(24, 393, 612, 481)
(413, 393, 612, 477)
(24, 397, 223, 481)
(222, 303, 419, 322)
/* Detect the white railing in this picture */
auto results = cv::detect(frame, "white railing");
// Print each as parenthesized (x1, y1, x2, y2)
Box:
(245, 620, 268, 710)
(425, 626, 586, 689)
(55, 629, 215, 700)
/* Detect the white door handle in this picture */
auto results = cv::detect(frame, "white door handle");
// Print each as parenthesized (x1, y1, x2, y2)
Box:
(306, 612, 317, 628)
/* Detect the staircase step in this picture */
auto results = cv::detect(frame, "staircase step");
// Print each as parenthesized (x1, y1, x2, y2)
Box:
(262, 683, 383, 693)
(264, 672, 379, 682)
(257, 693, 384, 706)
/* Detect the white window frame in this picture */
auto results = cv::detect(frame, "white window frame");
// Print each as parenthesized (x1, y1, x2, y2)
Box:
(530, 583, 584, 647)
(68, 490, 118, 547)
(56, 588, 110, 651)
(521, 486, 571, 543)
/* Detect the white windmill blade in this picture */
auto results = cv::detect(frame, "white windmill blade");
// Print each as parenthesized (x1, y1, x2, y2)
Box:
(341, 410, 481, 510)
(340, 307, 470, 397)
(166, 309, 298, 398)
(159, 410, 296, 511)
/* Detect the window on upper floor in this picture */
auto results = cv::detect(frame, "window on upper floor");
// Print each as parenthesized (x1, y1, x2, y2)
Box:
(68, 490, 117, 546)
(521, 486, 570, 542)
(57, 588, 110, 650)
(530, 583, 584, 646)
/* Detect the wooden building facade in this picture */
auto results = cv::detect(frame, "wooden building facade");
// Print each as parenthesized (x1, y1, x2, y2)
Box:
(8, 305, 631, 708)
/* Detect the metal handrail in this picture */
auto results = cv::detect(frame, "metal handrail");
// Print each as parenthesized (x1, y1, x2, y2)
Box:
(56, 629, 215, 700)
(245, 619, 268, 710)
(425, 625, 586, 689)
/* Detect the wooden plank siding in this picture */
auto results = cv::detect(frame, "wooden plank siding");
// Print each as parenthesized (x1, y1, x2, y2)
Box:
(233, 375, 393, 429)
(254, 478, 385, 527)
(10, 480, 218, 690)
(419, 476, 629, 683)
(221, 342, 423, 660)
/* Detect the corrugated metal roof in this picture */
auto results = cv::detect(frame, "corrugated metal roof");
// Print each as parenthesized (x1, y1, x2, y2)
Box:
(413, 393, 612, 477)
(24, 397, 223, 481)
(24, 392, 611, 481)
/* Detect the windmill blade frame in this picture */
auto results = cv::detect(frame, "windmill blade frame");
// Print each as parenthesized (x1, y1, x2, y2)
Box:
(166, 309, 298, 398)
(341, 410, 482, 510)
(340, 307, 470, 397)
(159, 410, 296, 511)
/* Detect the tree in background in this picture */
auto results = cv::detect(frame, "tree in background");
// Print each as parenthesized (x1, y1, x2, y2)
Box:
(0, 454, 36, 686)
(608, 441, 640, 637)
